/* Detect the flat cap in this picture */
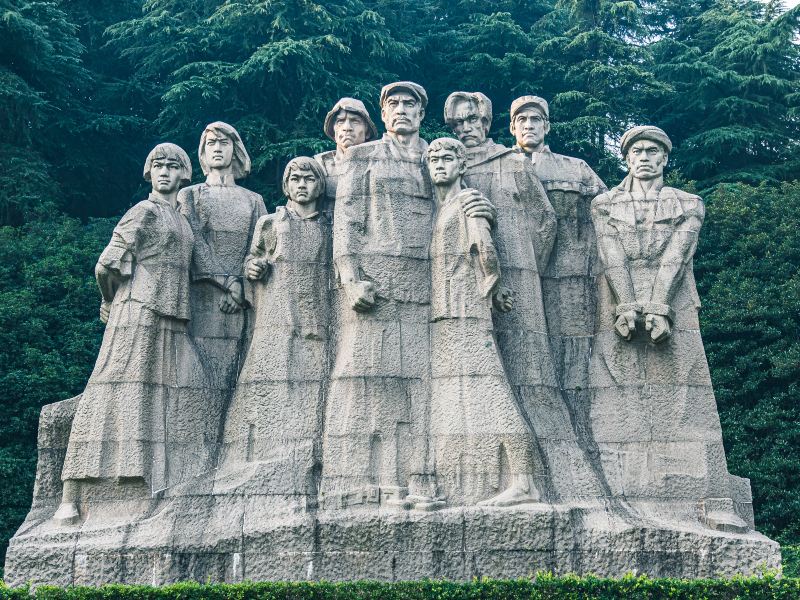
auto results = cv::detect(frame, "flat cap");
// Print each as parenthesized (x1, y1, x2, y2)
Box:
(510, 95, 549, 122)
(323, 97, 378, 142)
(620, 125, 672, 156)
(380, 81, 428, 109)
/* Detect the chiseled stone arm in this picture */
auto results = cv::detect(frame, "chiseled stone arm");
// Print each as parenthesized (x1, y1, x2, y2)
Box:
(648, 196, 704, 319)
(591, 199, 637, 310)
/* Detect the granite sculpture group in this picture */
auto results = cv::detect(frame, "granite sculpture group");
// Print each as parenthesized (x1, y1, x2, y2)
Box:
(4, 82, 781, 586)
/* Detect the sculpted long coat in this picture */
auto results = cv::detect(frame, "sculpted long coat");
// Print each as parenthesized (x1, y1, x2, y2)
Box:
(62, 195, 212, 491)
(590, 180, 734, 502)
(322, 134, 433, 502)
(465, 141, 602, 500)
(219, 207, 331, 501)
(429, 187, 537, 505)
(178, 182, 267, 393)
(516, 145, 607, 413)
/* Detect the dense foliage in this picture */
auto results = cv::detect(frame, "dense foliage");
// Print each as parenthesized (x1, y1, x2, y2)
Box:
(1, 0, 798, 579)
(1, 575, 800, 599)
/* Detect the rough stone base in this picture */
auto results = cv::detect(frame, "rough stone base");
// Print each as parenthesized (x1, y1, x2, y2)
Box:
(5, 495, 780, 587)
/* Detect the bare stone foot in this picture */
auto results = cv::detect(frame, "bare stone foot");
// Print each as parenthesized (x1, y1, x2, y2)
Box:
(478, 481, 538, 507)
(53, 502, 80, 526)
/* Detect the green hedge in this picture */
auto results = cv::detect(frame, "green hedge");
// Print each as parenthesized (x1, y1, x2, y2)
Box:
(3, 575, 800, 600)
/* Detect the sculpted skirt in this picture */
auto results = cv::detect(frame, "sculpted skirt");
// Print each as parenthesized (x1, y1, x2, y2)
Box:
(61, 296, 220, 492)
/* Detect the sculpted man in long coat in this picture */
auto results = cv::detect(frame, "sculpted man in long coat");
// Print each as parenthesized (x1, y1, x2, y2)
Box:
(321, 82, 492, 508)
(445, 91, 602, 501)
(321, 81, 434, 508)
(510, 96, 607, 430)
(590, 126, 748, 532)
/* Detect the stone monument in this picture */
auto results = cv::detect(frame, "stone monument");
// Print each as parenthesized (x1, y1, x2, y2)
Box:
(4, 88, 779, 588)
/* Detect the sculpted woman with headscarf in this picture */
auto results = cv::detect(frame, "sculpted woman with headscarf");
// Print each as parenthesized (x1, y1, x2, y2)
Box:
(218, 157, 330, 505)
(55, 143, 208, 524)
(178, 122, 267, 402)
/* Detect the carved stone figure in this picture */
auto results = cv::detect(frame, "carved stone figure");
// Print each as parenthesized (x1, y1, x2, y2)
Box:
(510, 96, 607, 426)
(321, 81, 435, 507)
(590, 126, 748, 532)
(218, 157, 330, 505)
(55, 143, 208, 524)
(5, 93, 779, 585)
(313, 97, 378, 211)
(427, 137, 540, 507)
(445, 92, 602, 501)
(178, 122, 267, 406)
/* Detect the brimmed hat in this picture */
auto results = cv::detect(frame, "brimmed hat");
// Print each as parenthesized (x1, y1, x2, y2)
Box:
(510, 95, 549, 122)
(620, 125, 673, 156)
(323, 97, 378, 142)
(379, 81, 428, 109)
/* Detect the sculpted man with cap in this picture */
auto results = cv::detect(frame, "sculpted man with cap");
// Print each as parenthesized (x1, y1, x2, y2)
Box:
(445, 91, 602, 502)
(510, 96, 607, 449)
(589, 126, 748, 532)
(321, 81, 493, 509)
(314, 97, 378, 210)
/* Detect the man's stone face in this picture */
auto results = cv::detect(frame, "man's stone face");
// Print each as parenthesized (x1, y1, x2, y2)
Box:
(512, 106, 549, 152)
(150, 157, 183, 194)
(334, 109, 368, 151)
(381, 91, 423, 135)
(626, 139, 667, 181)
(450, 100, 487, 148)
(286, 168, 322, 205)
(204, 131, 234, 169)
(427, 147, 463, 186)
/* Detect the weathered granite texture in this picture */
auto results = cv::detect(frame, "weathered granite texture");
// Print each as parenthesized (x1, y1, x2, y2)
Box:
(5, 94, 779, 587)
(509, 96, 607, 465)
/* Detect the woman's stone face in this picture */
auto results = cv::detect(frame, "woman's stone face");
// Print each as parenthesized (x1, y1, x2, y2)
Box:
(287, 168, 322, 205)
(150, 157, 183, 193)
(204, 131, 234, 170)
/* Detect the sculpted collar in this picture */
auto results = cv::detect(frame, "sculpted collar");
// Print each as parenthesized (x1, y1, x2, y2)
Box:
(513, 144, 550, 162)
(285, 206, 320, 220)
(606, 176, 684, 227)
(205, 172, 236, 186)
(383, 132, 427, 161)
(147, 192, 177, 209)
(465, 139, 514, 167)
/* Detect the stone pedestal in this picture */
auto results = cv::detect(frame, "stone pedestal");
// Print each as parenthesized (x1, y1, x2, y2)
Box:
(5, 491, 779, 587)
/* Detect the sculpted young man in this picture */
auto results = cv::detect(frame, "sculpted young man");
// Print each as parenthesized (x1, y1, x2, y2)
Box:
(321, 82, 493, 508)
(590, 126, 748, 532)
(510, 96, 607, 448)
(445, 92, 602, 501)
(178, 123, 267, 415)
(314, 97, 378, 210)
(426, 137, 540, 506)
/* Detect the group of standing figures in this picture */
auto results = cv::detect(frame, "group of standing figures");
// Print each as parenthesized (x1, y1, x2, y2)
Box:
(54, 81, 748, 533)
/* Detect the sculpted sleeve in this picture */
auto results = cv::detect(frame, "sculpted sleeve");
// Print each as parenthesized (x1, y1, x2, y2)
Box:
(178, 186, 227, 289)
(592, 192, 637, 312)
(98, 202, 154, 277)
(519, 164, 557, 272)
(332, 154, 369, 284)
(647, 192, 705, 318)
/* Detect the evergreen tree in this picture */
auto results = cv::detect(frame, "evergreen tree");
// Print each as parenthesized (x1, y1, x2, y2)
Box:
(696, 181, 800, 544)
(645, 1, 800, 188)
(105, 0, 415, 208)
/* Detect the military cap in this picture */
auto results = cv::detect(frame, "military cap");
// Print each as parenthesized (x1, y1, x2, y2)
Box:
(620, 125, 673, 156)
